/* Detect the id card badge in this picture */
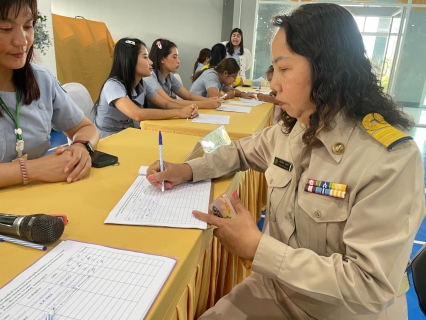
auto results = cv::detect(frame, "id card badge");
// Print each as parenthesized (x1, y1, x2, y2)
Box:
(12, 154, 27, 162)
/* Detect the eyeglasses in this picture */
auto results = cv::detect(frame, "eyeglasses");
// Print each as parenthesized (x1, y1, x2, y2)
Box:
(228, 74, 237, 80)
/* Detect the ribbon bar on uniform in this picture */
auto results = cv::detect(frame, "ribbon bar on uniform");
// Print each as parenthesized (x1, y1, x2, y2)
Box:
(304, 185, 347, 199)
(305, 178, 348, 192)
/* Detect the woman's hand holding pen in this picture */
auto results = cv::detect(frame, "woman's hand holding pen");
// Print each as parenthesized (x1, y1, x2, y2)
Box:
(225, 90, 235, 99)
(146, 161, 193, 190)
(192, 191, 262, 261)
(210, 97, 222, 107)
(179, 104, 198, 119)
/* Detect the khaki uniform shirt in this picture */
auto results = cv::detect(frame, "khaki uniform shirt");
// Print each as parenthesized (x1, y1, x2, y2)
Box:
(188, 114, 425, 319)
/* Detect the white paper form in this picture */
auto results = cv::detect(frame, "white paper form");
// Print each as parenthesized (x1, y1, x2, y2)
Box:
(239, 98, 266, 106)
(105, 167, 211, 229)
(191, 114, 230, 125)
(216, 105, 251, 113)
(0, 240, 176, 320)
(224, 100, 266, 107)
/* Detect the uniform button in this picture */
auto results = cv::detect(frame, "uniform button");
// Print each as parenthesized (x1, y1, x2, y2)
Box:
(270, 178, 274, 184)
(332, 142, 345, 155)
(315, 210, 322, 218)
(38, 103, 45, 109)
(288, 212, 293, 219)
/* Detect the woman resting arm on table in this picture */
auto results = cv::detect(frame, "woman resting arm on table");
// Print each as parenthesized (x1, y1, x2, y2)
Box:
(189, 58, 254, 100)
(145, 3, 424, 319)
(92, 38, 198, 138)
(145, 39, 220, 109)
(0, 0, 99, 189)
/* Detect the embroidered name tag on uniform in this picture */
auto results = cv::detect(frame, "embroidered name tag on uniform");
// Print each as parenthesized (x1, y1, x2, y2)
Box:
(304, 178, 347, 199)
(273, 157, 293, 172)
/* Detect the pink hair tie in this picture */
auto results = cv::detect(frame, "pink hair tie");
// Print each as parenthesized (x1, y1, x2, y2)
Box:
(156, 41, 162, 49)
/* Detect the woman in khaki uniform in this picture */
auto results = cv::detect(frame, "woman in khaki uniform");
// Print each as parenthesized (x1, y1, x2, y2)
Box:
(147, 3, 425, 319)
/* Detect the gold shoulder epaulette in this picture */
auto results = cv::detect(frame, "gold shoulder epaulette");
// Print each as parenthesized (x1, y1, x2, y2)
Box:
(362, 113, 413, 150)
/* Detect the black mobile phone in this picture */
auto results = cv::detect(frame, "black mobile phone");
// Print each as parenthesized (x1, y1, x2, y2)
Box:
(90, 150, 118, 168)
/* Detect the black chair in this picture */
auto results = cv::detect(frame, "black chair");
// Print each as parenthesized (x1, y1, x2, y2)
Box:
(407, 243, 426, 315)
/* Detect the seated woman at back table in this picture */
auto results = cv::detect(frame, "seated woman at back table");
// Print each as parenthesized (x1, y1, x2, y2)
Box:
(0, 0, 99, 189)
(144, 39, 220, 109)
(257, 65, 280, 124)
(190, 58, 254, 100)
(193, 47, 211, 74)
(147, 3, 424, 319)
(194, 43, 243, 86)
(93, 38, 198, 138)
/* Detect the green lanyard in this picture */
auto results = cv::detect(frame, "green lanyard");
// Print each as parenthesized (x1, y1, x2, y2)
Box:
(0, 89, 24, 157)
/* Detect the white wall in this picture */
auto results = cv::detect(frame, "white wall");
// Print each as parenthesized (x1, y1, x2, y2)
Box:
(51, 0, 224, 88)
(34, 0, 57, 76)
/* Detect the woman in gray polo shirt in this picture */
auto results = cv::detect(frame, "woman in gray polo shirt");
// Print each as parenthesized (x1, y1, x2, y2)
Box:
(145, 38, 220, 109)
(0, 0, 99, 188)
(190, 58, 254, 100)
(93, 38, 198, 138)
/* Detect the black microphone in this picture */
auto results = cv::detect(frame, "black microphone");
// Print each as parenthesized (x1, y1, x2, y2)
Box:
(0, 213, 64, 243)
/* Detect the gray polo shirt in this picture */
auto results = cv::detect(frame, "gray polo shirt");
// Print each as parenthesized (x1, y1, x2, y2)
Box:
(144, 72, 183, 109)
(0, 64, 84, 162)
(93, 79, 157, 138)
(189, 69, 228, 97)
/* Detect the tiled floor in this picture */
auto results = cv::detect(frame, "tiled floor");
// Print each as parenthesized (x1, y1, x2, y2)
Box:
(51, 109, 426, 318)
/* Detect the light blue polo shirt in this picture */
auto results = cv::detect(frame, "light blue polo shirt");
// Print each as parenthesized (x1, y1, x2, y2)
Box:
(93, 79, 157, 138)
(0, 64, 84, 162)
(144, 72, 183, 109)
(189, 69, 228, 97)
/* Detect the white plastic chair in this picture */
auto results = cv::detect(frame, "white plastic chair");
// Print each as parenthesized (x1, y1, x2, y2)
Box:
(62, 82, 94, 122)
(173, 74, 183, 100)
(173, 73, 183, 85)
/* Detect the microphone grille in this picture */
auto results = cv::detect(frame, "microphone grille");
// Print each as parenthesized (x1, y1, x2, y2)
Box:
(19, 214, 65, 243)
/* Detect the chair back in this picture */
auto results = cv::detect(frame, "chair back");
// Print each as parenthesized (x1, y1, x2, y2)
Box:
(63, 82, 94, 122)
(173, 74, 183, 100)
(173, 73, 183, 85)
(407, 243, 426, 315)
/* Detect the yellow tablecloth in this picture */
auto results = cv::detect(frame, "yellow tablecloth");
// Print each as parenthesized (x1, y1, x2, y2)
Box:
(141, 102, 272, 317)
(0, 129, 244, 320)
(140, 100, 274, 141)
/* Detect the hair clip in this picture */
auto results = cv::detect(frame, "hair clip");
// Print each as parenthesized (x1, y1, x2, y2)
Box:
(156, 40, 162, 49)
(125, 40, 135, 45)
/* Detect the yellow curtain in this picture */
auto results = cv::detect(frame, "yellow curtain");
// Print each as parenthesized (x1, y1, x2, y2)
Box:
(52, 14, 115, 101)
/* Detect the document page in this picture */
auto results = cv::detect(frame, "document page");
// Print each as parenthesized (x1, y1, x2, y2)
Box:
(216, 105, 251, 113)
(0, 240, 176, 320)
(105, 167, 211, 229)
(192, 114, 230, 125)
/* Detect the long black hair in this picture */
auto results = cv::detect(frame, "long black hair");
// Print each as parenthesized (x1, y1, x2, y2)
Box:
(193, 48, 211, 75)
(225, 28, 244, 56)
(192, 43, 226, 82)
(93, 37, 145, 115)
(148, 38, 177, 81)
(209, 43, 227, 68)
(0, 0, 39, 117)
(273, 3, 413, 144)
(192, 58, 239, 83)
